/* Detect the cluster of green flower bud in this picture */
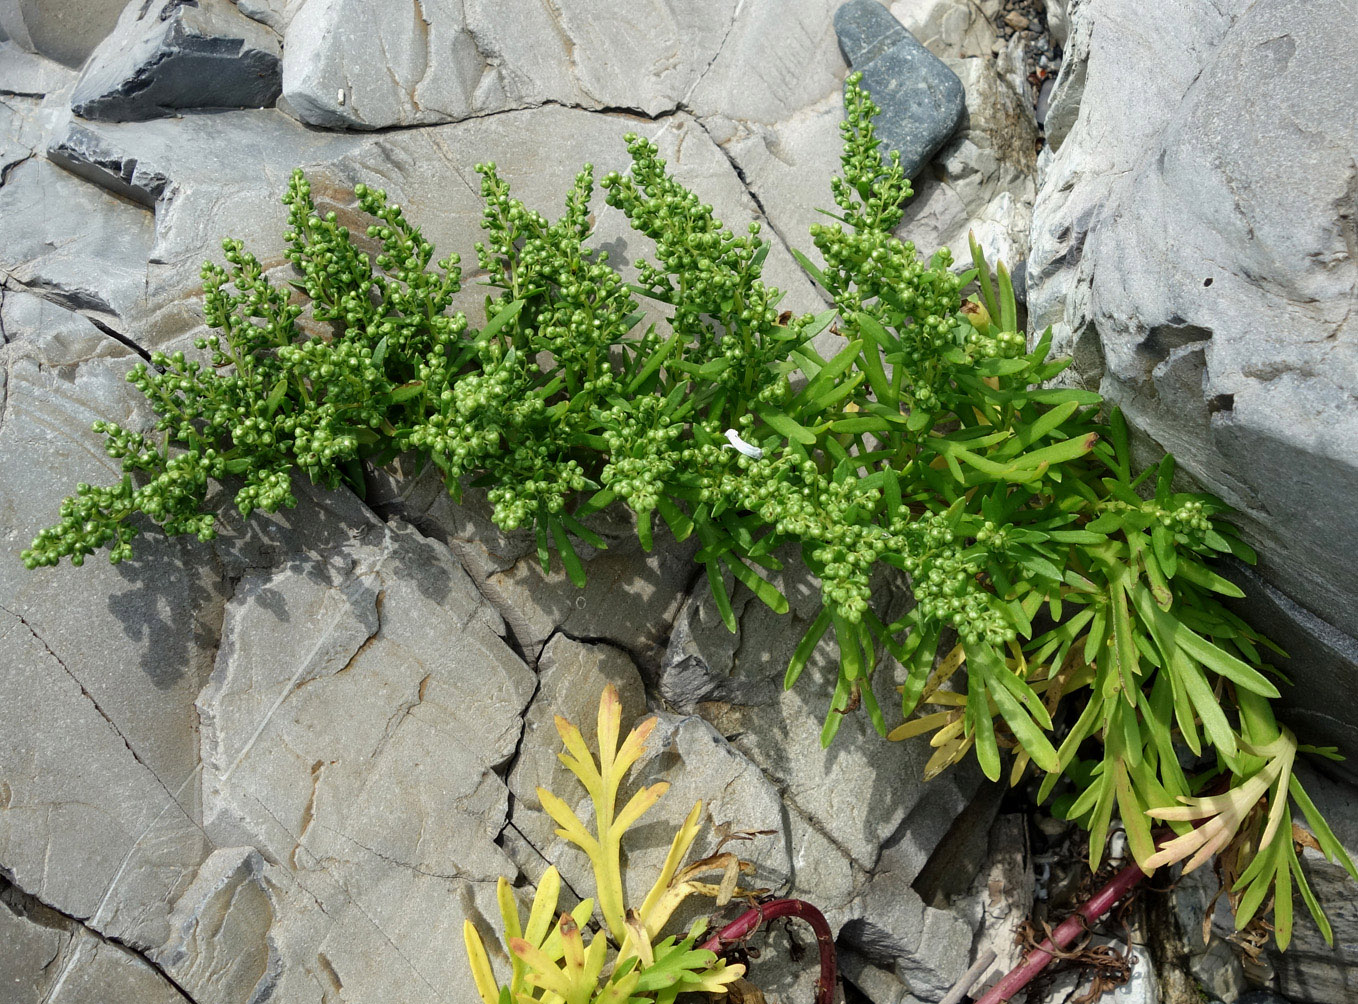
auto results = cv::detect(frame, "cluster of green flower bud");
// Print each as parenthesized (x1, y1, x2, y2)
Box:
(600, 397, 682, 515)
(486, 454, 588, 531)
(832, 73, 912, 234)
(899, 511, 1013, 647)
(602, 135, 767, 329)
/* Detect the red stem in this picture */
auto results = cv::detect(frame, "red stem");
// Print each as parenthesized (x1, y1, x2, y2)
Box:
(974, 860, 1145, 1004)
(700, 898, 838, 1004)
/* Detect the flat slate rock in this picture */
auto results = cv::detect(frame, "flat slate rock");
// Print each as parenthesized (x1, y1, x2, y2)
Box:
(71, 0, 282, 122)
(834, 0, 965, 177)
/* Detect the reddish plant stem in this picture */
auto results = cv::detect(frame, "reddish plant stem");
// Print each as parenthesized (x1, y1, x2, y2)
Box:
(974, 859, 1146, 1004)
(700, 898, 838, 1004)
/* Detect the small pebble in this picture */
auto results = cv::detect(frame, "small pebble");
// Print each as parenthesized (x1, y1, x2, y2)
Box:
(1005, 12, 1029, 30)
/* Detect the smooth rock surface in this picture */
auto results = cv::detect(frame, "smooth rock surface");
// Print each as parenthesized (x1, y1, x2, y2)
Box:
(0, 0, 125, 67)
(834, 0, 965, 177)
(71, 0, 282, 122)
(0, 39, 77, 95)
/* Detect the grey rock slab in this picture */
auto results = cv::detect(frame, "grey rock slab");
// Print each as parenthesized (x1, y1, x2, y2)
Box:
(888, 0, 1000, 60)
(369, 467, 697, 670)
(0, 154, 156, 330)
(152, 846, 280, 1003)
(0, 40, 76, 95)
(0, 607, 210, 952)
(71, 0, 282, 122)
(199, 518, 529, 860)
(964, 813, 1033, 984)
(0, 883, 187, 1004)
(295, 0, 845, 134)
(197, 519, 528, 1004)
(835, 0, 965, 177)
(682, 0, 846, 128)
(665, 560, 946, 871)
(839, 880, 974, 1002)
(0, 0, 125, 67)
(1027, 0, 1358, 753)
(279, 0, 579, 129)
(0, 294, 226, 795)
(233, 0, 306, 34)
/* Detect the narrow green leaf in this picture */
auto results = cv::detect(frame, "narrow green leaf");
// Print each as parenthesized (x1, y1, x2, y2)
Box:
(263, 376, 289, 417)
(791, 248, 832, 292)
(479, 298, 525, 342)
(1151, 524, 1178, 580)
(389, 381, 425, 403)
(706, 561, 736, 633)
(820, 673, 852, 748)
(997, 261, 1017, 334)
(785, 607, 832, 690)
(726, 557, 789, 615)
(627, 331, 683, 394)
(1288, 776, 1358, 881)
(655, 496, 693, 542)
(758, 408, 818, 445)
(969, 232, 1000, 322)
(550, 518, 587, 588)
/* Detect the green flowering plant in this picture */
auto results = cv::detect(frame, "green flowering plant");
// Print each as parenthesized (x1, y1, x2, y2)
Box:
(25, 72, 1355, 953)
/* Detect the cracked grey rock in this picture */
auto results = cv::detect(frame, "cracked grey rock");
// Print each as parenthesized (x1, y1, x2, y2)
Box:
(839, 885, 973, 1002)
(48, 119, 172, 207)
(0, 596, 211, 952)
(233, 0, 306, 33)
(661, 558, 970, 872)
(198, 519, 531, 1004)
(153, 846, 280, 1003)
(70, 0, 282, 122)
(0, 878, 187, 1004)
(0, 0, 125, 67)
(1027, 0, 1358, 758)
(888, 0, 1001, 61)
(962, 813, 1033, 988)
(0, 291, 225, 802)
(0, 151, 156, 330)
(368, 467, 697, 670)
(277, 0, 740, 130)
(200, 517, 530, 858)
(834, 0, 965, 178)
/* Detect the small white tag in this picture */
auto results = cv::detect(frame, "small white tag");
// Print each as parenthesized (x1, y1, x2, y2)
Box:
(722, 429, 763, 459)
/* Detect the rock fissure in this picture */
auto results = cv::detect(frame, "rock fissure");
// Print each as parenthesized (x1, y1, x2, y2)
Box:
(0, 871, 199, 1004)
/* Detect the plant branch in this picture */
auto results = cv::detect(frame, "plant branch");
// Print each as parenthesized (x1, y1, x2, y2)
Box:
(974, 860, 1145, 1004)
(699, 898, 838, 1004)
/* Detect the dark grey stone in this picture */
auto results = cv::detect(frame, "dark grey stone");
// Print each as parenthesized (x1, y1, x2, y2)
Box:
(833, 0, 965, 177)
(47, 120, 169, 207)
(70, 0, 282, 122)
(1221, 559, 1358, 776)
